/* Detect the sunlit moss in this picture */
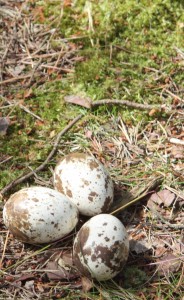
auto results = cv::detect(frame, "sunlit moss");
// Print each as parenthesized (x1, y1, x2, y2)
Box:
(1, 0, 183, 191)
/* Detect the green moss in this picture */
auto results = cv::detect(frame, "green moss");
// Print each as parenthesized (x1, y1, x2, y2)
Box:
(1, 0, 183, 192)
(122, 266, 147, 288)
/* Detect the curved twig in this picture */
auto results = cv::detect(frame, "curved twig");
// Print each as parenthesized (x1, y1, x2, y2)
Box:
(0, 114, 83, 197)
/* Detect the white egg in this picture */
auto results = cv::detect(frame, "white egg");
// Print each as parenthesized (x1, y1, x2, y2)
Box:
(3, 186, 79, 244)
(53, 153, 114, 216)
(73, 214, 129, 281)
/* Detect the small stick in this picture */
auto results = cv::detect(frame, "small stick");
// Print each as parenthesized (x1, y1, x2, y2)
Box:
(92, 99, 181, 115)
(151, 209, 184, 230)
(0, 114, 83, 196)
(21, 51, 67, 60)
(0, 75, 32, 85)
(165, 89, 184, 103)
(0, 156, 12, 165)
(19, 103, 43, 121)
(152, 223, 184, 230)
(3, 97, 43, 122)
(26, 58, 42, 87)
(92, 99, 155, 110)
(0, 230, 9, 268)
(22, 61, 75, 72)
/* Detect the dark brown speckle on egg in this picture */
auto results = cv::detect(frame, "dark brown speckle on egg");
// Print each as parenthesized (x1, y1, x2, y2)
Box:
(101, 196, 112, 213)
(89, 159, 99, 170)
(66, 187, 73, 198)
(73, 225, 91, 277)
(54, 173, 65, 194)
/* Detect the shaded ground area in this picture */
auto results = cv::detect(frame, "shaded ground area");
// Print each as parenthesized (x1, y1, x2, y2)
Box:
(0, 1, 184, 299)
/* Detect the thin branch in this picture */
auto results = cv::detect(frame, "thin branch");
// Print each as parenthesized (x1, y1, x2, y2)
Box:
(152, 223, 184, 230)
(0, 114, 83, 196)
(0, 75, 32, 85)
(0, 156, 12, 165)
(19, 103, 43, 121)
(151, 210, 184, 230)
(2, 97, 43, 121)
(25, 58, 42, 88)
(92, 99, 182, 115)
(92, 99, 155, 110)
(164, 89, 184, 103)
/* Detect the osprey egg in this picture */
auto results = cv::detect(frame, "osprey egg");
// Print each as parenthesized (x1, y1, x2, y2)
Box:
(53, 153, 114, 216)
(73, 214, 129, 281)
(3, 186, 79, 244)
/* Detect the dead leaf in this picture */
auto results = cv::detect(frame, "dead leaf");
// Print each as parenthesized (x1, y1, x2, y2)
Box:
(151, 237, 167, 257)
(64, 95, 92, 108)
(147, 189, 175, 208)
(45, 261, 68, 280)
(45, 251, 78, 281)
(147, 198, 160, 211)
(58, 251, 73, 268)
(171, 145, 184, 159)
(0, 117, 10, 136)
(24, 88, 34, 99)
(129, 239, 151, 254)
(157, 254, 183, 276)
(81, 276, 93, 292)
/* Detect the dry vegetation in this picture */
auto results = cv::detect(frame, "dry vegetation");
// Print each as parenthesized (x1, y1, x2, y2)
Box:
(0, 1, 184, 299)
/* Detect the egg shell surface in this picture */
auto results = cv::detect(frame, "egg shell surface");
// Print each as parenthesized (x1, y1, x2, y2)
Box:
(3, 186, 79, 244)
(54, 153, 114, 216)
(73, 214, 129, 281)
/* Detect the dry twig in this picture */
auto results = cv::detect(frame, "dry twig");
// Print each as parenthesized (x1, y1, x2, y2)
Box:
(0, 230, 10, 268)
(92, 99, 155, 110)
(92, 99, 182, 115)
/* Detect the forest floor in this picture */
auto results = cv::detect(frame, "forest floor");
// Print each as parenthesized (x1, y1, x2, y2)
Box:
(0, 1, 184, 299)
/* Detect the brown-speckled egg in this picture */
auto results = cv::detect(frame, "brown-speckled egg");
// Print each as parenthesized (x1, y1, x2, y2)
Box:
(53, 153, 114, 216)
(3, 186, 79, 244)
(73, 214, 129, 281)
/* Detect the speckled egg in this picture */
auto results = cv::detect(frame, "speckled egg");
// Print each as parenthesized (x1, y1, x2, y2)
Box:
(53, 153, 114, 216)
(73, 214, 129, 281)
(3, 186, 79, 244)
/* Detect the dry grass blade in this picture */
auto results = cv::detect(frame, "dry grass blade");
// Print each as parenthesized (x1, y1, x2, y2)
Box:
(0, 230, 10, 268)
(111, 176, 163, 214)
(95, 280, 141, 300)
(111, 192, 150, 215)
(0, 244, 50, 274)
